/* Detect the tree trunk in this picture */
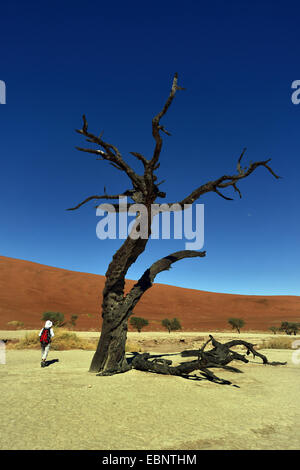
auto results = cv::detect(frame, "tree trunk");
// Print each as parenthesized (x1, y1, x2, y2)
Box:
(89, 248, 207, 374)
(88, 212, 153, 374)
(89, 309, 130, 374)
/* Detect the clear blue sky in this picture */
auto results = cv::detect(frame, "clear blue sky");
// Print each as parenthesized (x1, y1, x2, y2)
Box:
(0, 0, 299, 295)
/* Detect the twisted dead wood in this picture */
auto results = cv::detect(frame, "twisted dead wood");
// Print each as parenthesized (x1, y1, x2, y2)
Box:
(130, 335, 287, 385)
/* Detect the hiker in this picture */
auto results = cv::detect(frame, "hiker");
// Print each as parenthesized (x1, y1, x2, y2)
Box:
(39, 320, 55, 367)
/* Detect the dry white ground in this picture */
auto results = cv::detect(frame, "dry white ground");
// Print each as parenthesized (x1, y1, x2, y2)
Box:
(0, 330, 299, 450)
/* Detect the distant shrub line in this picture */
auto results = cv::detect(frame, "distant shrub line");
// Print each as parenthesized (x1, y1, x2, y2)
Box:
(5, 310, 300, 340)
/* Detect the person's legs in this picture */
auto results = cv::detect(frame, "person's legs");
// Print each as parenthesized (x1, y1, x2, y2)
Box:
(41, 344, 50, 365)
(42, 344, 50, 360)
(41, 345, 45, 366)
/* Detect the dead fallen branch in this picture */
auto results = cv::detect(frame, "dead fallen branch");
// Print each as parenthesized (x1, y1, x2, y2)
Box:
(129, 335, 287, 386)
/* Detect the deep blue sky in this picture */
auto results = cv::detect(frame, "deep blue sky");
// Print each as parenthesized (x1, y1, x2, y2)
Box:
(0, 0, 299, 295)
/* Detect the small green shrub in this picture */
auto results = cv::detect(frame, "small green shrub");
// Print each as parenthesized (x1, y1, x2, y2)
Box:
(268, 326, 279, 334)
(228, 318, 245, 334)
(130, 316, 149, 332)
(279, 321, 299, 336)
(41, 312, 65, 327)
(162, 318, 182, 333)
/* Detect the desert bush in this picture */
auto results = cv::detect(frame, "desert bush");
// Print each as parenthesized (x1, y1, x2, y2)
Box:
(162, 317, 182, 333)
(6, 321, 25, 329)
(7, 330, 96, 351)
(69, 314, 78, 328)
(42, 311, 66, 327)
(7, 332, 41, 349)
(260, 337, 295, 349)
(130, 316, 149, 332)
(268, 326, 279, 334)
(228, 317, 245, 334)
(279, 321, 299, 335)
(51, 330, 96, 350)
(171, 318, 182, 331)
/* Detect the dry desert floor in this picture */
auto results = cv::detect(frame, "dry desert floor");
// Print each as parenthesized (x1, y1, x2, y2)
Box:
(0, 330, 300, 450)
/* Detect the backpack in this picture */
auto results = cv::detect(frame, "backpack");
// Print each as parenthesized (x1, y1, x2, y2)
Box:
(40, 328, 51, 345)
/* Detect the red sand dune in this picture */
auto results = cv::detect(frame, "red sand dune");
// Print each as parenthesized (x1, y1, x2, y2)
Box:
(0, 255, 299, 332)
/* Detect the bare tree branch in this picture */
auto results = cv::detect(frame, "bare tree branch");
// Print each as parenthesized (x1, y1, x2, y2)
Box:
(103, 249, 206, 336)
(214, 188, 234, 201)
(66, 193, 129, 211)
(149, 73, 184, 169)
(129, 151, 149, 166)
(237, 147, 247, 175)
(75, 115, 144, 192)
(157, 153, 281, 211)
(123, 250, 206, 314)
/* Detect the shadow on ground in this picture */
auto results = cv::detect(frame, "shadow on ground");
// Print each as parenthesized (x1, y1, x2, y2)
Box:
(42, 359, 59, 367)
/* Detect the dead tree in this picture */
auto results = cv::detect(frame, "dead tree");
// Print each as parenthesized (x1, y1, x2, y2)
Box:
(68, 73, 280, 375)
(130, 335, 286, 385)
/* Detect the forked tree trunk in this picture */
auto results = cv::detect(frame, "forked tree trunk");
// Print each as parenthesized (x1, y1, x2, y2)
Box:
(89, 248, 206, 374)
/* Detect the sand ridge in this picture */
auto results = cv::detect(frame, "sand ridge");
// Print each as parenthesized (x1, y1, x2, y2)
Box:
(1, 255, 300, 331)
